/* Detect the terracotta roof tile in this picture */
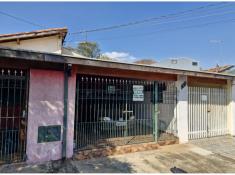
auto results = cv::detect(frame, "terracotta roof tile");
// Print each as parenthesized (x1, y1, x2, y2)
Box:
(0, 27, 68, 43)
(206, 65, 234, 73)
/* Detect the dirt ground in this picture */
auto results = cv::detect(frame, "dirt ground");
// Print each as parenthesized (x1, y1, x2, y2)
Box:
(0, 136, 235, 173)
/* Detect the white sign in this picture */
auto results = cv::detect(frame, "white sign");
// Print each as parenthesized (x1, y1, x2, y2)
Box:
(116, 121, 127, 127)
(133, 85, 144, 101)
(108, 85, 115, 94)
(201, 95, 207, 101)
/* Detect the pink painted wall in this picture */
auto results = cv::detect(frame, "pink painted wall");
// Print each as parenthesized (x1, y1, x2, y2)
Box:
(26, 69, 76, 163)
(66, 69, 76, 158)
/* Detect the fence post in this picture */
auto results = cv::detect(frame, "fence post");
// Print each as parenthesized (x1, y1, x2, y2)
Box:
(153, 81, 158, 142)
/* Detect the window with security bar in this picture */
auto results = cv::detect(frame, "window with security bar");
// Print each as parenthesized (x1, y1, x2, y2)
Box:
(0, 69, 28, 164)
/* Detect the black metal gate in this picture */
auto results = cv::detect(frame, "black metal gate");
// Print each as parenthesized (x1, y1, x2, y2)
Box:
(0, 69, 28, 164)
(74, 74, 177, 151)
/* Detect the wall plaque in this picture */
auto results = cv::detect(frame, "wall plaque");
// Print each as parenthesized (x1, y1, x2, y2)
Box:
(38, 125, 61, 143)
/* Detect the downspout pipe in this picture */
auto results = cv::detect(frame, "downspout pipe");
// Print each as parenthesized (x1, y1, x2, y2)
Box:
(62, 63, 72, 160)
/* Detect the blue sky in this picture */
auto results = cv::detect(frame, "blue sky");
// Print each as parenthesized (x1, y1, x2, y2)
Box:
(0, 2, 235, 68)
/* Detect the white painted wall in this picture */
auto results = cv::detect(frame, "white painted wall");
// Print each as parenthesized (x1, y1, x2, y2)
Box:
(228, 80, 235, 136)
(0, 35, 62, 54)
(176, 75, 189, 143)
(153, 58, 201, 71)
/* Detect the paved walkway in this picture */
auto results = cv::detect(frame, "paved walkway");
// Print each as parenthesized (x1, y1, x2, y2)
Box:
(73, 144, 235, 173)
(190, 135, 235, 160)
(0, 137, 235, 173)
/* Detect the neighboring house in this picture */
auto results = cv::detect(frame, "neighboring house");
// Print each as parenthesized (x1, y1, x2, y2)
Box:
(0, 28, 67, 54)
(133, 59, 157, 65)
(227, 67, 235, 75)
(0, 28, 87, 58)
(0, 27, 235, 166)
(207, 65, 235, 75)
(62, 47, 89, 58)
(152, 58, 201, 71)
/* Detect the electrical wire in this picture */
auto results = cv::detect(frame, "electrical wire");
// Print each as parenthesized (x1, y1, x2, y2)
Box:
(0, 10, 46, 28)
(70, 2, 228, 35)
(65, 10, 235, 43)
(93, 18, 235, 41)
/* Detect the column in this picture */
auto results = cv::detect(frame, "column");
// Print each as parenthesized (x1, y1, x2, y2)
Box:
(176, 75, 189, 143)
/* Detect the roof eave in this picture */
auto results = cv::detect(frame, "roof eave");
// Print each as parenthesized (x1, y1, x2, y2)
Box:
(0, 46, 234, 80)
(0, 28, 68, 43)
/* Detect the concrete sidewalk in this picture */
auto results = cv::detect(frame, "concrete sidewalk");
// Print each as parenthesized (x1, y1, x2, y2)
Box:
(0, 142, 235, 173)
(190, 135, 235, 160)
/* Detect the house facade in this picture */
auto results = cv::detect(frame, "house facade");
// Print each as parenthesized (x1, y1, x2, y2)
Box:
(0, 28, 234, 165)
(153, 58, 201, 71)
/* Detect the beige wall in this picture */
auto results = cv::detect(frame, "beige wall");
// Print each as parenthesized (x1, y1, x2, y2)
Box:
(0, 35, 62, 54)
(228, 79, 235, 136)
(232, 80, 235, 136)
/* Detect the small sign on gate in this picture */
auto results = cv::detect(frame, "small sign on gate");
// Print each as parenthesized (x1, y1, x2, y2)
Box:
(133, 85, 144, 101)
(201, 95, 207, 101)
(108, 85, 116, 94)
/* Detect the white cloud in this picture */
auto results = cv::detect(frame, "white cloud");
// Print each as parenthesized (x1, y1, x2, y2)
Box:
(102, 51, 137, 63)
(209, 39, 223, 44)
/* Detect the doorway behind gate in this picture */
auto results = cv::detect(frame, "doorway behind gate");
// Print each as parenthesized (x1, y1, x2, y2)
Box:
(0, 69, 28, 164)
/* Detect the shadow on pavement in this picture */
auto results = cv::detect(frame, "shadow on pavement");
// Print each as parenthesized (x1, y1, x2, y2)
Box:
(170, 166, 187, 173)
(0, 156, 135, 173)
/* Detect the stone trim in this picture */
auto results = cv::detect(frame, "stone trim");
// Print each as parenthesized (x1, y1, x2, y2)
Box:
(74, 139, 179, 160)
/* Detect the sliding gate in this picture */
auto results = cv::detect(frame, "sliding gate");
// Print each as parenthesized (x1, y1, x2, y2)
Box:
(74, 74, 177, 150)
(188, 86, 228, 139)
(0, 69, 28, 164)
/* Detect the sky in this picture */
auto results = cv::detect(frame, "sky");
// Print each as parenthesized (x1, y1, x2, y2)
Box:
(0, 2, 235, 68)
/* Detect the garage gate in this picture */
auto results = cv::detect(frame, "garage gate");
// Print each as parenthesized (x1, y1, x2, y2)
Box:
(188, 86, 228, 139)
(0, 69, 28, 164)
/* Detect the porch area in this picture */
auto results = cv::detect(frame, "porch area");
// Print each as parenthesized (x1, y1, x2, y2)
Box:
(73, 71, 178, 151)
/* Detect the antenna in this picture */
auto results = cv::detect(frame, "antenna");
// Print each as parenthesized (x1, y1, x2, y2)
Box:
(85, 32, 87, 42)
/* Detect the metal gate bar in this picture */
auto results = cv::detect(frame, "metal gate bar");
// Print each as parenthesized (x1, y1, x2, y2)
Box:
(74, 75, 177, 151)
(188, 86, 228, 140)
(74, 75, 154, 150)
(0, 69, 28, 164)
(157, 81, 178, 140)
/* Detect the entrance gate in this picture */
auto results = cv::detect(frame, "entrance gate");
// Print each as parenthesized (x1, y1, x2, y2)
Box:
(188, 86, 228, 139)
(74, 74, 177, 150)
(0, 69, 28, 164)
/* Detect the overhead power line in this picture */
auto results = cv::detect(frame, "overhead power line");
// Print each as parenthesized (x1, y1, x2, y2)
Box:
(103, 18, 235, 41)
(0, 10, 46, 28)
(145, 9, 235, 28)
(65, 8, 235, 44)
(70, 2, 228, 35)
